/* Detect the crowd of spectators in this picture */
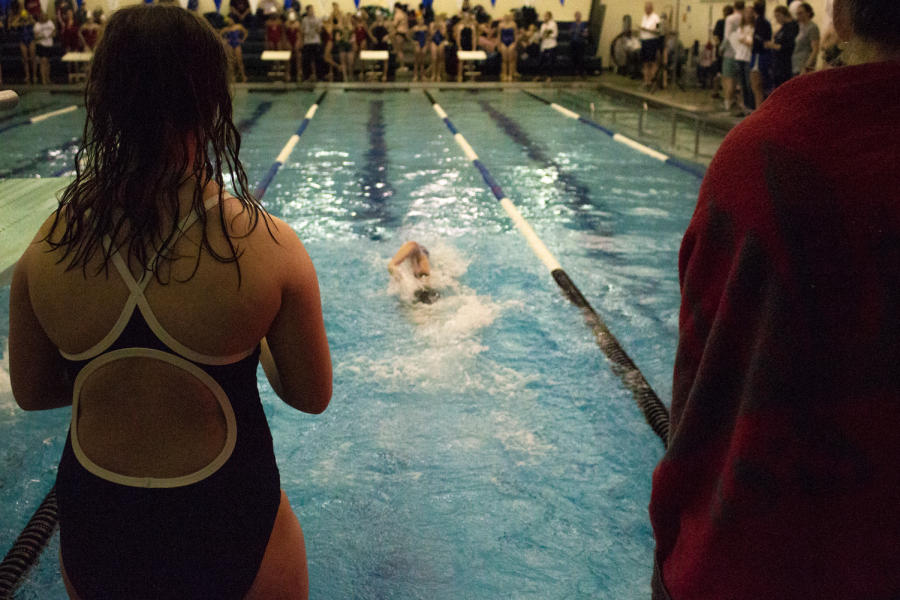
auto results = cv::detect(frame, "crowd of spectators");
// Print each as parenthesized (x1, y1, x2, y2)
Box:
(0, 0, 104, 85)
(0, 0, 597, 84)
(708, 0, 838, 114)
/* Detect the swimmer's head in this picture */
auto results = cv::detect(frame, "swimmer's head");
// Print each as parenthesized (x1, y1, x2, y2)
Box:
(414, 287, 440, 305)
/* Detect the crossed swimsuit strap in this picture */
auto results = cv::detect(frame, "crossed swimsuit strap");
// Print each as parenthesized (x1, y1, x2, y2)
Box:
(60, 195, 255, 366)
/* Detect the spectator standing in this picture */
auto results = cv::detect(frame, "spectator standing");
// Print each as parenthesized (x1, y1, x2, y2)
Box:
(697, 38, 716, 87)
(570, 11, 589, 77)
(732, 5, 754, 111)
(429, 14, 448, 81)
(370, 12, 390, 81)
(711, 5, 733, 97)
(537, 10, 557, 82)
(649, 0, 900, 597)
(410, 15, 427, 81)
(24, 0, 40, 18)
(498, 10, 517, 82)
(220, 17, 248, 82)
(33, 11, 54, 85)
(392, 3, 409, 70)
(264, 10, 284, 51)
(284, 10, 302, 82)
(11, 8, 35, 84)
(454, 10, 476, 81)
(766, 5, 797, 87)
(720, 0, 745, 110)
(639, 1, 662, 89)
(748, 0, 772, 109)
(228, 0, 251, 25)
(79, 12, 101, 52)
(792, 2, 819, 75)
(301, 5, 324, 81)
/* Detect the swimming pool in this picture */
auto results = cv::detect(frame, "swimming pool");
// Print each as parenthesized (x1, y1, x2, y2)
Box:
(0, 88, 704, 598)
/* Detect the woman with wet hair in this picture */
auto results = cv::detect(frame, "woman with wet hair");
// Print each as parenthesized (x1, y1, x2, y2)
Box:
(9, 5, 332, 600)
(649, 0, 900, 598)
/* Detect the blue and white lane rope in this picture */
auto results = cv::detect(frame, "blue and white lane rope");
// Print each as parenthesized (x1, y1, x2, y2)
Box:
(0, 105, 80, 135)
(522, 90, 706, 180)
(254, 91, 326, 199)
(424, 90, 670, 447)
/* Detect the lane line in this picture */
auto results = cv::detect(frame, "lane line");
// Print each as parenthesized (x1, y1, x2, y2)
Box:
(30, 105, 78, 124)
(522, 90, 706, 180)
(423, 89, 670, 447)
(254, 91, 327, 199)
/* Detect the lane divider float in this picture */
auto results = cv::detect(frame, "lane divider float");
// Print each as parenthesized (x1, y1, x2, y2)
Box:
(424, 89, 670, 447)
(0, 486, 58, 600)
(254, 91, 326, 199)
(522, 90, 705, 180)
(0, 105, 80, 135)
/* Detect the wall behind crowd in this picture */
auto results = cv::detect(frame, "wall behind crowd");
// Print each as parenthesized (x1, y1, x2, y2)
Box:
(75, 0, 590, 21)
(70, 0, 830, 69)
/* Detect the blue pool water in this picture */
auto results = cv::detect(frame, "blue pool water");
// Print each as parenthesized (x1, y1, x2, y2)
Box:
(0, 89, 702, 598)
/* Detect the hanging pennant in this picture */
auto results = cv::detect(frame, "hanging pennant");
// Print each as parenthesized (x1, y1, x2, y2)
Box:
(489, 0, 494, 6)
(354, 0, 359, 8)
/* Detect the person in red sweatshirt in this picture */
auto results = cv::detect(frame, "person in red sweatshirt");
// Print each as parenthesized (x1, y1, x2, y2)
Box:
(649, 0, 900, 598)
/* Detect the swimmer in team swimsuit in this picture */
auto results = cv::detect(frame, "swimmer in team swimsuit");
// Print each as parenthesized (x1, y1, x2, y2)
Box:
(411, 16, 428, 81)
(9, 5, 332, 599)
(498, 11, 518, 82)
(429, 15, 448, 81)
(220, 17, 248, 82)
(389, 241, 440, 304)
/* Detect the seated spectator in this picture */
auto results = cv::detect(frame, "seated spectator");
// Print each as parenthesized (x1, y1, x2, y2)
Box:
(649, 0, 900, 598)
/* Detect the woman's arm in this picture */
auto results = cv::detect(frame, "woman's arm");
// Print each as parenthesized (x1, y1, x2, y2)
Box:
(9, 251, 73, 412)
(262, 222, 332, 414)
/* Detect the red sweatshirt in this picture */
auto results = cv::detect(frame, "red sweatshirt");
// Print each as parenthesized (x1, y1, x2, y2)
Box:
(650, 61, 900, 600)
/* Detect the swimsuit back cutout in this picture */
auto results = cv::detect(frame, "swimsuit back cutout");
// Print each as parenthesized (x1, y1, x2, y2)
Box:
(54, 196, 281, 600)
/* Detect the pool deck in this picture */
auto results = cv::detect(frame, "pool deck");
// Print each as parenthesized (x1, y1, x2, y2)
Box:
(0, 178, 72, 287)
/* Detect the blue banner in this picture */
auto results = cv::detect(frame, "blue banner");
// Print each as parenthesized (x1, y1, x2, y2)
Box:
(214, 0, 221, 10)
(354, 0, 359, 7)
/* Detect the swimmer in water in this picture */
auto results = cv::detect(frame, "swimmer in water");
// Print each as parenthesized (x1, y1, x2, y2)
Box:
(388, 241, 440, 304)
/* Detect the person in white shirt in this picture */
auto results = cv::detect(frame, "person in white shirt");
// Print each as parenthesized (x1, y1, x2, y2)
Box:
(720, 0, 745, 110)
(536, 11, 557, 82)
(639, 2, 662, 88)
(33, 12, 55, 85)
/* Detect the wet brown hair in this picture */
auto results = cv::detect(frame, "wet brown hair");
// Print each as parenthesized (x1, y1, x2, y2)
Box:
(845, 0, 900, 48)
(47, 4, 269, 285)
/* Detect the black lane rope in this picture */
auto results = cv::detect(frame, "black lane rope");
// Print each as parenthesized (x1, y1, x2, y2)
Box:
(521, 90, 706, 180)
(424, 90, 670, 446)
(0, 486, 59, 600)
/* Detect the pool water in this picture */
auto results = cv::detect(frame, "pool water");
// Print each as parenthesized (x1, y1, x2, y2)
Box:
(0, 89, 702, 599)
